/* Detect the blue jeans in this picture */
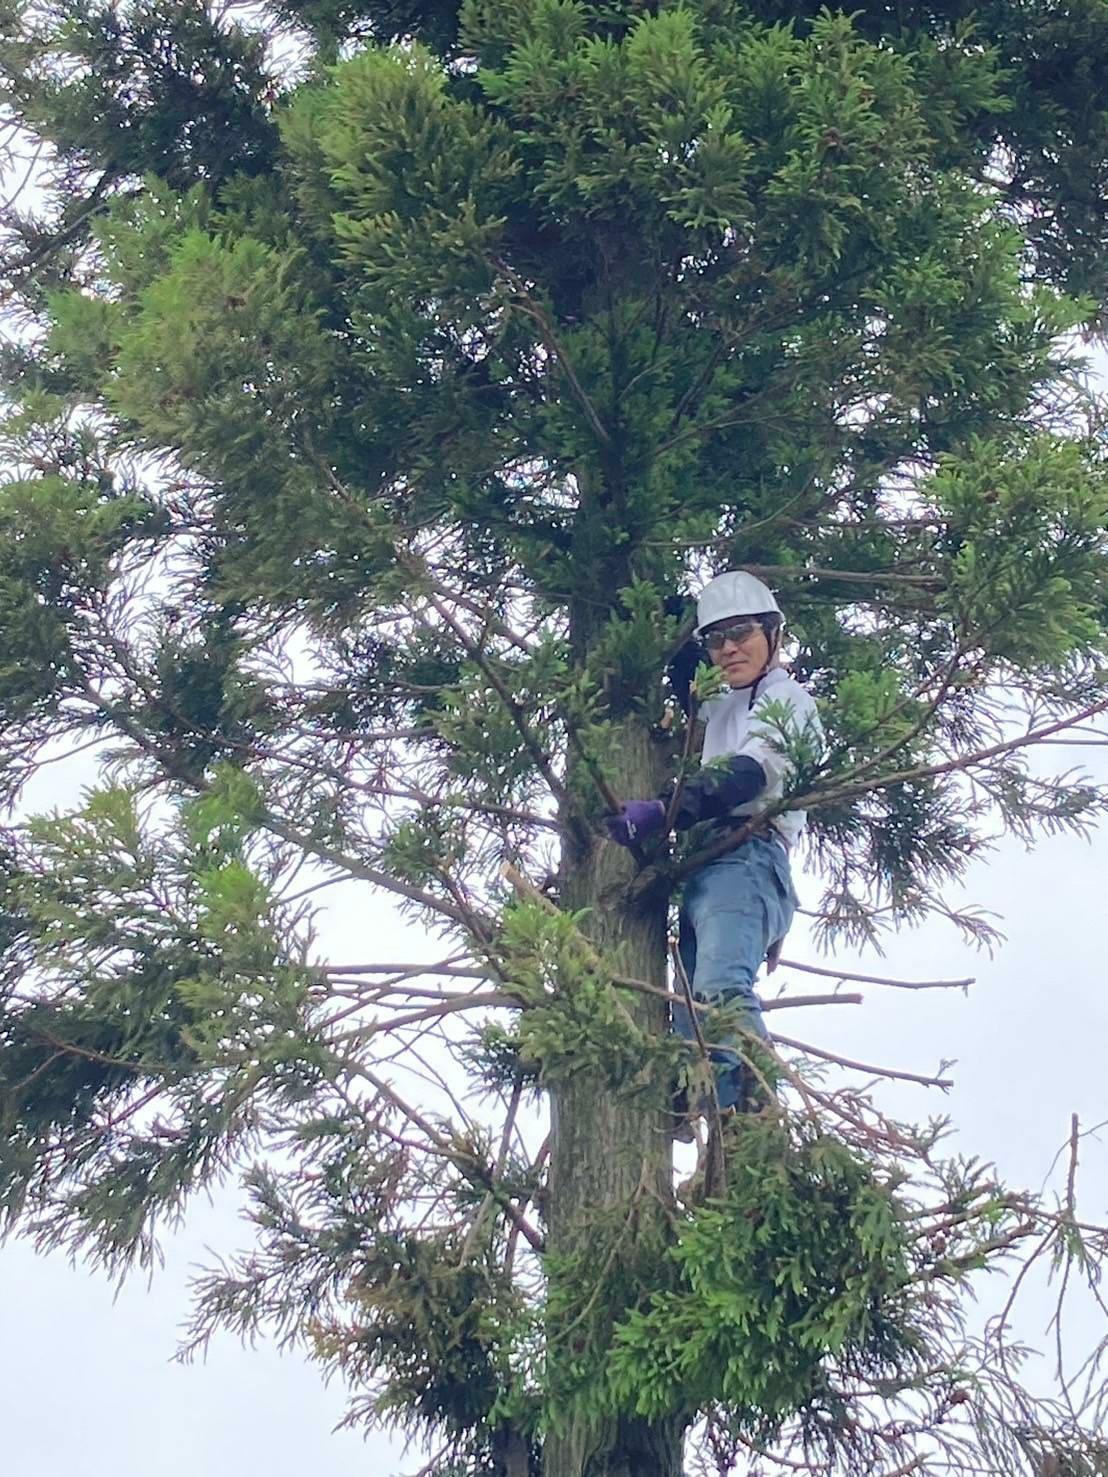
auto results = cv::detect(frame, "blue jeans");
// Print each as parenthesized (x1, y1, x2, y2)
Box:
(673, 835, 797, 1110)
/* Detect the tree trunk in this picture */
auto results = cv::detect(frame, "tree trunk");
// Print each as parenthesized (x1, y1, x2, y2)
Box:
(543, 717, 683, 1477)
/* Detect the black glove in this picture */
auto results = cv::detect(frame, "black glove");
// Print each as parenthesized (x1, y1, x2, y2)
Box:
(670, 755, 767, 829)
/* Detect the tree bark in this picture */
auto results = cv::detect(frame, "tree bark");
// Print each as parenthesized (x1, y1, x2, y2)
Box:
(543, 716, 683, 1477)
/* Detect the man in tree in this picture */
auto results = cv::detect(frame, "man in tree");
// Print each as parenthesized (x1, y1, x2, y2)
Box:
(607, 571, 821, 1117)
(4, 3, 1108, 1474)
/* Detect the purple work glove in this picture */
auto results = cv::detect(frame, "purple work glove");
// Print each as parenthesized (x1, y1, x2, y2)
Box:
(605, 799, 667, 848)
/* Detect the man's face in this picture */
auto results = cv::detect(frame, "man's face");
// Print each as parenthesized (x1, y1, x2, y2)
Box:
(703, 618, 771, 688)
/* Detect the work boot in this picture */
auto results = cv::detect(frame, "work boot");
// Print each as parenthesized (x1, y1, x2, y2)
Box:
(737, 1054, 780, 1115)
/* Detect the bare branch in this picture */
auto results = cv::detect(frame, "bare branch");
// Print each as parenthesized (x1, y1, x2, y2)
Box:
(322, 961, 489, 980)
(75, 674, 487, 935)
(351, 1066, 545, 1255)
(776, 958, 974, 991)
(771, 1032, 955, 1089)
(493, 258, 612, 448)
(740, 563, 943, 589)
(670, 695, 1108, 884)
(419, 587, 569, 806)
(330, 991, 520, 1039)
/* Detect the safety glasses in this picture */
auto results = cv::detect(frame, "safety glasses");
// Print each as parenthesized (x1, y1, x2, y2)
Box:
(703, 619, 763, 651)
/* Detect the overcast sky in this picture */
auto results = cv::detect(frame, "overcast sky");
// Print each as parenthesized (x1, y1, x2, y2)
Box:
(3, 735, 1106, 1477)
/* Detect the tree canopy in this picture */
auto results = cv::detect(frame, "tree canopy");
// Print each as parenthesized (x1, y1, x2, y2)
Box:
(2, 2, 1108, 1474)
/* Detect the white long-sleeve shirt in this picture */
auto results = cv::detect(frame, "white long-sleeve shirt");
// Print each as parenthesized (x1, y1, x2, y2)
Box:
(699, 665, 822, 849)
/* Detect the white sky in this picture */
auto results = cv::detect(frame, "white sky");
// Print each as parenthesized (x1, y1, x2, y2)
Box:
(2, 741, 1106, 1476)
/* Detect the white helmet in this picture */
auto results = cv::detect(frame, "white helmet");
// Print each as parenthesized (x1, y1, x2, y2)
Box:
(695, 570, 782, 635)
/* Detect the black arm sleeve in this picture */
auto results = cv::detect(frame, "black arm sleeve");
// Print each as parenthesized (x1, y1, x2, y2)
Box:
(666, 638, 705, 717)
(670, 754, 767, 830)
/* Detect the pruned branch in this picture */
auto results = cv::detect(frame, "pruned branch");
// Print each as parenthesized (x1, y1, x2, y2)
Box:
(771, 1032, 955, 1090)
(776, 958, 974, 991)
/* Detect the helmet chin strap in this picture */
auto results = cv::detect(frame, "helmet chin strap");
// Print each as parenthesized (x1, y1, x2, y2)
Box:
(732, 619, 782, 703)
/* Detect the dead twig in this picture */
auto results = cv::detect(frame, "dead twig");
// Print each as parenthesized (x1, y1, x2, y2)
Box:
(771, 1032, 955, 1090)
(776, 957, 974, 991)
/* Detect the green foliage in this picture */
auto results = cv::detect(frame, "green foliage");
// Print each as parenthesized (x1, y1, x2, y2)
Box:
(935, 436, 1108, 671)
(91, 179, 213, 298)
(320, 1231, 533, 1439)
(0, 0, 278, 190)
(380, 806, 466, 890)
(3, 0, 1108, 1470)
(433, 652, 564, 803)
(747, 695, 825, 787)
(690, 660, 726, 706)
(109, 232, 330, 448)
(0, 470, 160, 721)
(499, 901, 676, 1088)
(0, 783, 321, 1262)
(607, 1117, 919, 1439)
(585, 581, 673, 713)
(288, 44, 519, 316)
(187, 1128, 542, 1475)
(543, 1188, 679, 1426)
(466, 1020, 541, 1095)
